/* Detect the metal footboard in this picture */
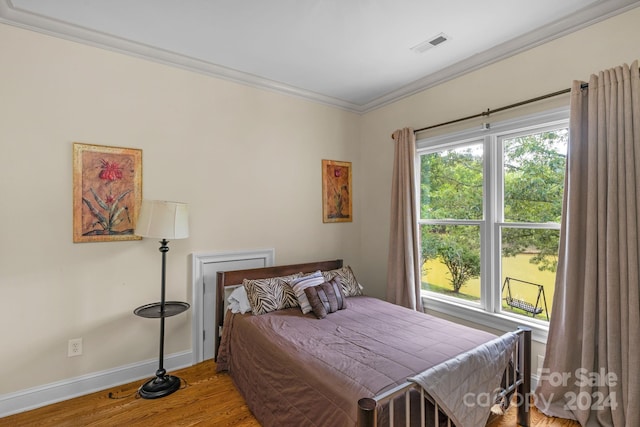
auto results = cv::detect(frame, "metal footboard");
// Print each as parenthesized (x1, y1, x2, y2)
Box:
(357, 327, 532, 427)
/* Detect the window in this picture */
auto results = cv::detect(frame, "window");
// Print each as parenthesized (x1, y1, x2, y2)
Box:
(417, 109, 568, 326)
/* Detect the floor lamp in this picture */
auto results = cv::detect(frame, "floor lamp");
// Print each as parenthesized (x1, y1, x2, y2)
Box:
(134, 200, 190, 399)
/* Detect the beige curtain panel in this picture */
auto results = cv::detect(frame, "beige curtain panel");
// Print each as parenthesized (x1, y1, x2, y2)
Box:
(387, 128, 423, 311)
(535, 61, 640, 426)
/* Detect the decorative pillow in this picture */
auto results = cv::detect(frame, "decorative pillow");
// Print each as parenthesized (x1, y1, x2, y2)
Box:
(243, 273, 302, 315)
(227, 285, 251, 314)
(321, 265, 363, 297)
(304, 278, 347, 319)
(290, 271, 326, 314)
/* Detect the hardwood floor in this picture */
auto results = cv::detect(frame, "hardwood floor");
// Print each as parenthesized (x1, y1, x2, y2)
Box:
(487, 404, 579, 427)
(1, 360, 578, 426)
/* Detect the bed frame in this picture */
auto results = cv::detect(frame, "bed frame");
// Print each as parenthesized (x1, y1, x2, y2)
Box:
(216, 259, 531, 427)
(357, 327, 532, 427)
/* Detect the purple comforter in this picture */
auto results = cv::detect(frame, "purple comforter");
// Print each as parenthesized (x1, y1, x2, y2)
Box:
(217, 296, 496, 427)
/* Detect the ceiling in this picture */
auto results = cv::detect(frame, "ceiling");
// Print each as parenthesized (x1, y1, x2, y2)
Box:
(1, 0, 638, 112)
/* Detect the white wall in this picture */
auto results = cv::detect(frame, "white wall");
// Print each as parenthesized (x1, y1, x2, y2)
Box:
(0, 22, 360, 398)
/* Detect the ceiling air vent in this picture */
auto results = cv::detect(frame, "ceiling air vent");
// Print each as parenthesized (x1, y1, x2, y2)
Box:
(410, 33, 450, 54)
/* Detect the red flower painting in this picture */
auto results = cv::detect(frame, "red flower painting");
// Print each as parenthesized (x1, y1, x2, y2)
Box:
(322, 159, 352, 223)
(73, 143, 142, 243)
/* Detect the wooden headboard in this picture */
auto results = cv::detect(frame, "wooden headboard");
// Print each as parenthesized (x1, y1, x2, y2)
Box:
(215, 259, 343, 356)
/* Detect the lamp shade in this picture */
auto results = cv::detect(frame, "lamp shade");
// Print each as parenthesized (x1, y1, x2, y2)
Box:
(135, 200, 189, 239)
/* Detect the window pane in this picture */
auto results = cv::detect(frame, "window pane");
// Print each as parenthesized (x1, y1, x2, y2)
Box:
(501, 228, 559, 321)
(503, 129, 567, 223)
(420, 144, 483, 220)
(421, 224, 481, 303)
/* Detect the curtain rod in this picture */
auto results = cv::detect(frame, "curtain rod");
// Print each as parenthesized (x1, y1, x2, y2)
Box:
(413, 86, 577, 135)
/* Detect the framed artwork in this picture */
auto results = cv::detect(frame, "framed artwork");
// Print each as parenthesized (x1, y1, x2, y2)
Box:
(73, 143, 142, 243)
(322, 159, 352, 223)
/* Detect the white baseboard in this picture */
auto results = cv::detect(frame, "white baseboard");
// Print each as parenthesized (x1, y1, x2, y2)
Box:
(0, 351, 192, 418)
(531, 373, 539, 393)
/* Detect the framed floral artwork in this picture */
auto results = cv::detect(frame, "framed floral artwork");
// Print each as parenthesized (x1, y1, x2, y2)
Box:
(72, 143, 142, 242)
(322, 159, 352, 223)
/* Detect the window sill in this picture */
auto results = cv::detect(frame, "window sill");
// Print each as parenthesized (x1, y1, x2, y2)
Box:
(421, 293, 549, 344)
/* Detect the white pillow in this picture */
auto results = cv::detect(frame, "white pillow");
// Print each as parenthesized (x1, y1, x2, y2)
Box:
(227, 285, 252, 314)
(290, 271, 326, 314)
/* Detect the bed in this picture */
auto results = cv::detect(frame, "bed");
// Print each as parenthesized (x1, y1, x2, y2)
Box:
(215, 259, 531, 427)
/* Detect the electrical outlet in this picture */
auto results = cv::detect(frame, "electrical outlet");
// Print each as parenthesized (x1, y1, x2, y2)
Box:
(68, 338, 83, 357)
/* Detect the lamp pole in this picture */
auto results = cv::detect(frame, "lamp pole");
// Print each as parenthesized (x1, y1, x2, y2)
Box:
(135, 239, 184, 399)
(156, 239, 169, 379)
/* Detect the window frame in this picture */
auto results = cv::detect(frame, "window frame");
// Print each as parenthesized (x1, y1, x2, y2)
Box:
(415, 107, 569, 343)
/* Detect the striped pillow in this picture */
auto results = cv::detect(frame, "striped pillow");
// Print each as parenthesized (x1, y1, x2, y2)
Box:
(304, 278, 347, 319)
(290, 271, 326, 314)
(243, 273, 302, 315)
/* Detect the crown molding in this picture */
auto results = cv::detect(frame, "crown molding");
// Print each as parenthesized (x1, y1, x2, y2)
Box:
(1, 0, 638, 114)
(360, 0, 640, 112)
(0, 0, 363, 113)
